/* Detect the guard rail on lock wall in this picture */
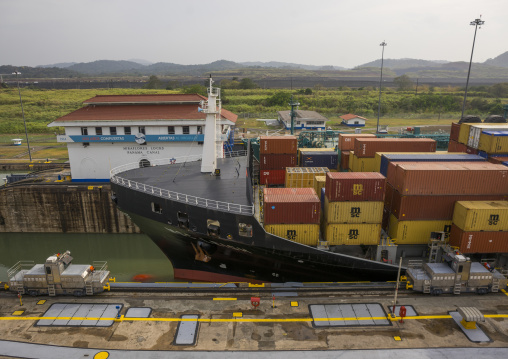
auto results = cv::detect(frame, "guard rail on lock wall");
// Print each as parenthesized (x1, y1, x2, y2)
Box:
(110, 151, 253, 215)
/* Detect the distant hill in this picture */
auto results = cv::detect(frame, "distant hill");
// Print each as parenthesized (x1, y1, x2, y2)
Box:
(357, 58, 449, 70)
(67, 60, 145, 75)
(0, 65, 78, 78)
(240, 61, 345, 71)
(38, 62, 77, 68)
(484, 51, 508, 68)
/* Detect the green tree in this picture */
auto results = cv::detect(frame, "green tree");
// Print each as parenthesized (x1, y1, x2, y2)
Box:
(182, 84, 207, 97)
(239, 78, 258, 89)
(143, 75, 163, 89)
(265, 91, 292, 107)
(394, 74, 414, 91)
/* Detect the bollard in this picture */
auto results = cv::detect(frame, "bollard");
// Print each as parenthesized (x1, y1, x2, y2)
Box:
(399, 306, 406, 323)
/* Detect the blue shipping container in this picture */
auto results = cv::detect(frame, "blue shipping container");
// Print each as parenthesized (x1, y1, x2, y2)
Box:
(379, 153, 486, 176)
(300, 151, 338, 169)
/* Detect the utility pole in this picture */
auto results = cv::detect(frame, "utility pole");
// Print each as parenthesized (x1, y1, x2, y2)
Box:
(376, 41, 387, 133)
(461, 17, 485, 120)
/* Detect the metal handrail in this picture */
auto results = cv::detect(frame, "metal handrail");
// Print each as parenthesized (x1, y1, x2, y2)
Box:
(7, 261, 34, 280)
(110, 151, 253, 215)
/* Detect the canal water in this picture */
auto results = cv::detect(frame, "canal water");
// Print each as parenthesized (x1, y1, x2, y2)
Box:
(0, 233, 174, 282)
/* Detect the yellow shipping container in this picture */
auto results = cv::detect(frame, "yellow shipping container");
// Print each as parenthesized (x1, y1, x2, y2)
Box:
(478, 132, 508, 154)
(323, 223, 381, 245)
(324, 197, 383, 224)
(350, 153, 377, 172)
(314, 176, 326, 196)
(285, 167, 330, 188)
(388, 215, 452, 244)
(453, 201, 508, 231)
(264, 224, 320, 245)
(348, 151, 354, 171)
(458, 123, 473, 145)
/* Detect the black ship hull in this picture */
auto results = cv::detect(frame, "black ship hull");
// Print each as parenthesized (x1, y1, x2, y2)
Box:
(112, 180, 402, 283)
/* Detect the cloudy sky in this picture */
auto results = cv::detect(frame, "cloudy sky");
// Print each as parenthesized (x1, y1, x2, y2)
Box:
(0, 0, 506, 69)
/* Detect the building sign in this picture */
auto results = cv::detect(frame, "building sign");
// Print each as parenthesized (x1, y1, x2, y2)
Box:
(57, 134, 204, 143)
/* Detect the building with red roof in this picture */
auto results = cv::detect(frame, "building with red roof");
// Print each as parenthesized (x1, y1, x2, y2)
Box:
(340, 114, 367, 127)
(48, 94, 238, 181)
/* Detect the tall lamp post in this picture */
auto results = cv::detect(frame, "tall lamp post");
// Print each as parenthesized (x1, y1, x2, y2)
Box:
(377, 41, 387, 133)
(13, 71, 32, 162)
(461, 17, 485, 120)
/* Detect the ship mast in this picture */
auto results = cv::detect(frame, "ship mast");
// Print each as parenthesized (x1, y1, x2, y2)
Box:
(200, 75, 221, 173)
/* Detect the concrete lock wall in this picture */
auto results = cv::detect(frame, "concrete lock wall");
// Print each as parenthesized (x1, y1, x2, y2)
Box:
(0, 184, 140, 233)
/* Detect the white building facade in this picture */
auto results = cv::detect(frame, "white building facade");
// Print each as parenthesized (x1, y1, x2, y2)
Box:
(340, 114, 367, 127)
(277, 110, 327, 130)
(48, 94, 237, 182)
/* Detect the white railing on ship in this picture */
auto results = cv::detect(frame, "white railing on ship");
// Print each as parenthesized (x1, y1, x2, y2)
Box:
(110, 151, 253, 215)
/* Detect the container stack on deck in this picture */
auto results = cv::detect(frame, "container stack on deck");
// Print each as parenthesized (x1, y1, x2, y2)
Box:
(384, 161, 508, 245)
(448, 122, 508, 162)
(449, 201, 508, 254)
(322, 172, 385, 245)
(337, 134, 376, 171)
(263, 188, 321, 245)
(349, 138, 437, 172)
(259, 136, 297, 186)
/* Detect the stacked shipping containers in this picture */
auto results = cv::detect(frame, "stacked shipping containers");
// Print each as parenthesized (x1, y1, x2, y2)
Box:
(259, 136, 297, 186)
(385, 161, 508, 244)
(449, 122, 508, 157)
(300, 149, 339, 170)
(263, 188, 321, 245)
(449, 201, 508, 253)
(337, 134, 376, 171)
(322, 172, 385, 245)
(350, 138, 437, 172)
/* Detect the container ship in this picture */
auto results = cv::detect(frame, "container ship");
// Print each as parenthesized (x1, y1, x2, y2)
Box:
(110, 78, 508, 283)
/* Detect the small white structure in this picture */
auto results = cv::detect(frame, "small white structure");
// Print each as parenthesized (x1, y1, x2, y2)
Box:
(11, 139, 22, 146)
(278, 110, 327, 130)
(340, 114, 367, 127)
(48, 94, 237, 182)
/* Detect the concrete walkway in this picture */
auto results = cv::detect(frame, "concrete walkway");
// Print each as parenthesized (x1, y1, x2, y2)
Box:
(1, 340, 508, 359)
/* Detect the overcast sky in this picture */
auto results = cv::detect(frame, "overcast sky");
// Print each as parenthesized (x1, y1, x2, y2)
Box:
(0, 0, 506, 69)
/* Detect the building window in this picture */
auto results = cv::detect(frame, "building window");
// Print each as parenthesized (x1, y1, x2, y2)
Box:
(110, 127, 117, 135)
(183, 126, 190, 135)
(95, 127, 103, 135)
(81, 127, 88, 135)
(124, 126, 131, 135)
(197, 126, 202, 134)
(139, 126, 146, 135)
(168, 126, 175, 134)
(139, 159, 151, 168)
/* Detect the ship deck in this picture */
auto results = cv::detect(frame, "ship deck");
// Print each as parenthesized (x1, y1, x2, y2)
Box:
(117, 156, 251, 207)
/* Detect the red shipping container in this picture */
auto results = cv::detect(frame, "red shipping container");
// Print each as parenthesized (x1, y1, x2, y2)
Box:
(263, 188, 320, 224)
(338, 134, 376, 151)
(259, 154, 297, 170)
(390, 192, 508, 220)
(260, 169, 286, 185)
(325, 172, 386, 202)
(340, 150, 350, 171)
(449, 224, 508, 253)
(488, 156, 508, 164)
(394, 162, 508, 195)
(386, 161, 397, 186)
(353, 138, 436, 158)
(384, 183, 395, 210)
(447, 139, 467, 153)
(450, 122, 460, 142)
(259, 136, 297, 154)
(466, 146, 478, 155)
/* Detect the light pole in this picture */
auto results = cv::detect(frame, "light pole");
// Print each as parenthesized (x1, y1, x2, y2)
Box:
(461, 17, 485, 120)
(377, 41, 387, 133)
(13, 71, 32, 162)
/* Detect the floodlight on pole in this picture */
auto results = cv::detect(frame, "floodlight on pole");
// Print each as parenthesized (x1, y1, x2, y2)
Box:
(461, 17, 484, 120)
(376, 41, 387, 134)
(13, 71, 32, 162)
